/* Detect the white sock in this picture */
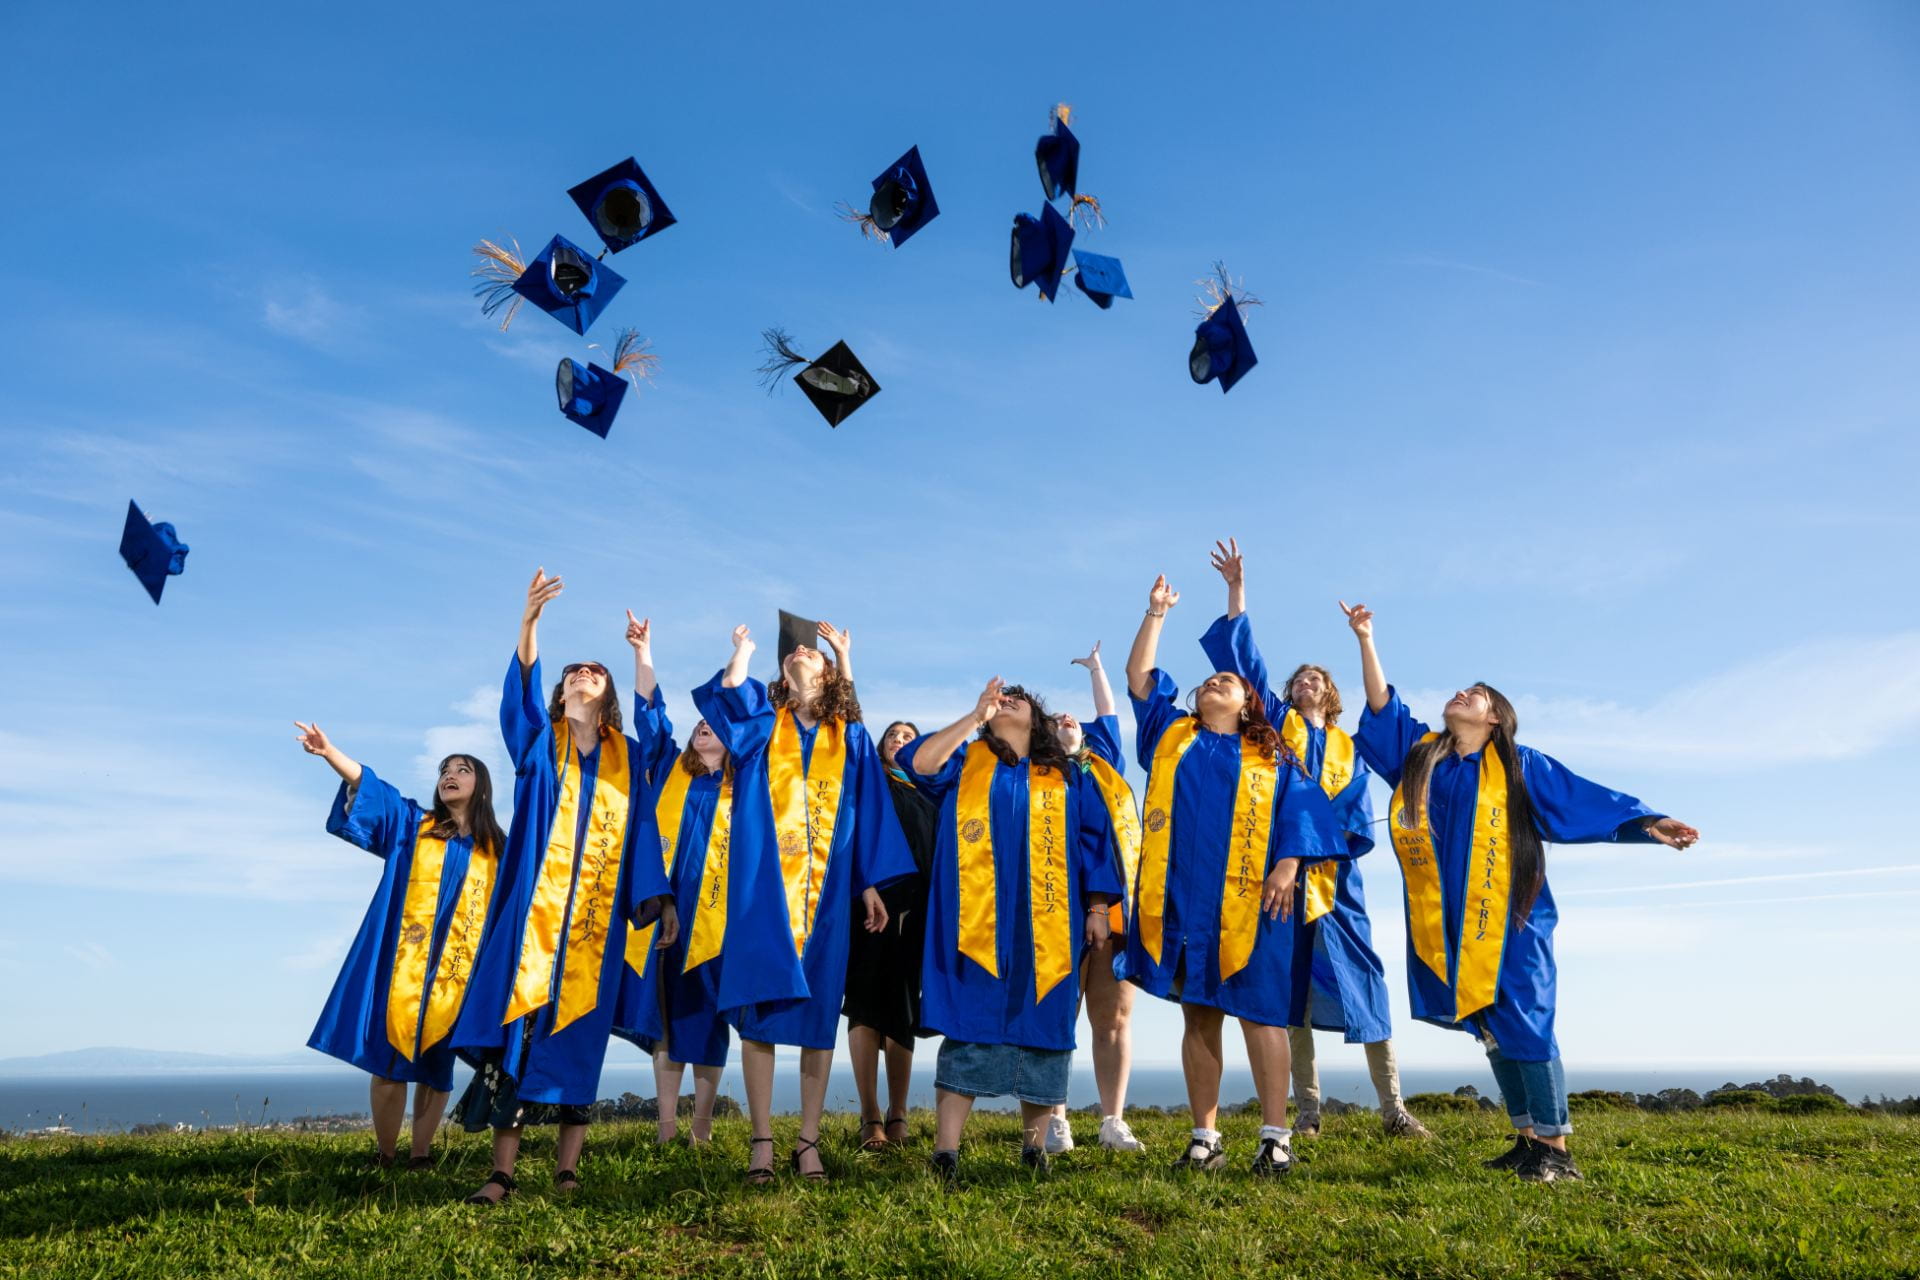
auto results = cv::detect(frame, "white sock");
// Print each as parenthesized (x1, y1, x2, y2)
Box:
(1259, 1125, 1292, 1144)
(1191, 1127, 1221, 1144)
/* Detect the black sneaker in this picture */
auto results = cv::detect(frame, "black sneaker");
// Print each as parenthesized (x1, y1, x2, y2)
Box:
(929, 1150, 959, 1183)
(1517, 1143, 1583, 1184)
(1482, 1135, 1533, 1171)
(1250, 1137, 1293, 1178)
(1020, 1145, 1050, 1173)
(1170, 1136, 1226, 1172)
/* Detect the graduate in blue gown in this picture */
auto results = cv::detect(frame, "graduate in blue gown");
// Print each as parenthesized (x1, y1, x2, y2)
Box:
(1197, 539, 1430, 1140)
(449, 569, 678, 1205)
(1040, 641, 1145, 1156)
(296, 723, 507, 1168)
(1125, 572, 1349, 1177)
(693, 622, 915, 1184)
(608, 615, 737, 1145)
(898, 676, 1122, 1179)
(1341, 598, 1699, 1183)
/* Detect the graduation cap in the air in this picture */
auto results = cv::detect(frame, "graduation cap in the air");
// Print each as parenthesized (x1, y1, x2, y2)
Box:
(556, 330, 657, 438)
(1010, 202, 1075, 303)
(1190, 265, 1261, 394)
(567, 157, 676, 254)
(756, 328, 881, 427)
(841, 145, 940, 248)
(1036, 104, 1081, 203)
(119, 500, 189, 604)
(1071, 250, 1132, 310)
(471, 234, 626, 335)
(776, 609, 823, 667)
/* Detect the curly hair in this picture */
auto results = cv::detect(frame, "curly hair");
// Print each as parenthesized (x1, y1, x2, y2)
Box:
(547, 665, 623, 734)
(977, 685, 1077, 778)
(1283, 663, 1344, 726)
(1186, 673, 1287, 764)
(769, 664, 863, 724)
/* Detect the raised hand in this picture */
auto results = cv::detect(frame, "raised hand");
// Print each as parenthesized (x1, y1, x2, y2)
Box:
(293, 720, 360, 785)
(1643, 817, 1701, 851)
(1339, 600, 1374, 640)
(972, 677, 1006, 727)
(1209, 537, 1244, 587)
(625, 610, 650, 653)
(293, 721, 332, 756)
(817, 620, 851, 660)
(1148, 574, 1181, 615)
(1262, 857, 1302, 922)
(731, 624, 755, 655)
(1070, 640, 1103, 670)
(524, 567, 564, 623)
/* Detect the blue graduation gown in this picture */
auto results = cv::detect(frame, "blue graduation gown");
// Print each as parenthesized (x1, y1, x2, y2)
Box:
(1355, 687, 1664, 1061)
(898, 736, 1125, 1051)
(609, 689, 732, 1070)
(695, 674, 917, 1050)
(1200, 613, 1392, 1043)
(308, 767, 493, 1092)
(1079, 714, 1138, 930)
(449, 653, 672, 1106)
(1124, 669, 1349, 1027)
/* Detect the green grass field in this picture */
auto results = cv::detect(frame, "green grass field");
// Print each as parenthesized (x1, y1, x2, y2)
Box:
(3, 1109, 1915, 1278)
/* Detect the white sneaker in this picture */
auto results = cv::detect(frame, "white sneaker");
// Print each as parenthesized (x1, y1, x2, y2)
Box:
(1098, 1115, 1144, 1151)
(1043, 1114, 1076, 1154)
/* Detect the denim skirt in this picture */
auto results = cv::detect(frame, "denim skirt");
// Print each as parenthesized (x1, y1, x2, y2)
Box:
(934, 1038, 1071, 1106)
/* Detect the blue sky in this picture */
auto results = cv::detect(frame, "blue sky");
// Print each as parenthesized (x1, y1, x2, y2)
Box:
(2, 0, 1917, 1078)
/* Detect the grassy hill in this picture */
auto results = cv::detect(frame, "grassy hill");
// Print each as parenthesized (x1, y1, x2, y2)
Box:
(3, 1109, 1915, 1278)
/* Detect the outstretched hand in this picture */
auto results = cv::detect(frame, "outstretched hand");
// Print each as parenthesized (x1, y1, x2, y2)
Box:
(1644, 817, 1700, 851)
(525, 567, 564, 623)
(1210, 537, 1244, 587)
(293, 721, 332, 756)
(1339, 600, 1374, 640)
(625, 610, 650, 653)
(1148, 574, 1181, 614)
(731, 624, 755, 655)
(973, 677, 1006, 726)
(817, 620, 851, 659)
(1071, 641, 1103, 670)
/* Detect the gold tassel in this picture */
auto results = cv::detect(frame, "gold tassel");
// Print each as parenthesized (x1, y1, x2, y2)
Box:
(1069, 192, 1106, 230)
(1194, 262, 1263, 319)
(834, 200, 889, 244)
(471, 237, 528, 331)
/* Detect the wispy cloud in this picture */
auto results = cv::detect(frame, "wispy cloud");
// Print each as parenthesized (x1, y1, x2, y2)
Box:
(262, 281, 360, 346)
(1557, 863, 1920, 898)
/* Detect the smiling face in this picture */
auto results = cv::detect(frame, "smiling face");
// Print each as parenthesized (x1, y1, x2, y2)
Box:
(878, 721, 918, 768)
(1288, 667, 1328, 712)
(782, 646, 827, 687)
(1193, 671, 1250, 720)
(1053, 712, 1084, 755)
(563, 661, 609, 704)
(437, 755, 478, 806)
(690, 719, 722, 755)
(1442, 685, 1500, 734)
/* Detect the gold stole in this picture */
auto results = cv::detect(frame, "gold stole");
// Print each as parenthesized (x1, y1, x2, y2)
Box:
(505, 722, 631, 1034)
(952, 741, 1073, 1001)
(385, 823, 498, 1060)
(1389, 733, 1511, 1021)
(1082, 753, 1140, 935)
(1135, 719, 1279, 980)
(1280, 708, 1355, 924)
(766, 709, 847, 958)
(625, 760, 733, 976)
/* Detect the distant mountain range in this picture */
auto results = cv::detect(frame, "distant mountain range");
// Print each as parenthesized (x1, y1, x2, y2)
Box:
(0, 1047, 321, 1076)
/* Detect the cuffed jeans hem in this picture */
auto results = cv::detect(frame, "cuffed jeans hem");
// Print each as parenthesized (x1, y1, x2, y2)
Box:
(1529, 1121, 1574, 1138)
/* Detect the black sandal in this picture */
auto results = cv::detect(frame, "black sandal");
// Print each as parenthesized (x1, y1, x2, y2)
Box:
(791, 1136, 828, 1182)
(406, 1154, 433, 1172)
(885, 1113, 911, 1145)
(743, 1136, 775, 1186)
(463, 1170, 516, 1205)
(554, 1168, 581, 1192)
(858, 1115, 887, 1152)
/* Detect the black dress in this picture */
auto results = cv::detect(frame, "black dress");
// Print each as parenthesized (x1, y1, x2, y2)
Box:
(841, 769, 937, 1046)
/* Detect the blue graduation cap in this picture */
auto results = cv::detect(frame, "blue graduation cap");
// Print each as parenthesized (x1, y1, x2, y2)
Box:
(1191, 294, 1257, 394)
(567, 157, 677, 255)
(1071, 250, 1131, 309)
(472, 235, 626, 336)
(862, 145, 940, 248)
(1035, 105, 1080, 202)
(555, 330, 655, 438)
(119, 500, 188, 604)
(1010, 203, 1076, 303)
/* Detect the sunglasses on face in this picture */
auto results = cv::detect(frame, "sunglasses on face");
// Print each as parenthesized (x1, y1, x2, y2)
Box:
(563, 662, 609, 679)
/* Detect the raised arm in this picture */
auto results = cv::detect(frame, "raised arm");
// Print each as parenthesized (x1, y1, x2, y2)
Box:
(1126, 575, 1180, 699)
(518, 567, 564, 676)
(818, 621, 854, 687)
(627, 610, 655, 701)
(906, 678, 1004, 777)
(1071, 641, 1115, 718)
(721, 624, 754, 689)
(294, 721, 362, 786)
(1210, 536, 1246, 619)
(1342, 601, 1388, 714)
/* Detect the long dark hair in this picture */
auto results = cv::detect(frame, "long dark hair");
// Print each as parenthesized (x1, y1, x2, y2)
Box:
(423, 753, 507, 857)
(1394, 682, 1546, 926)
(547, 665, 623, 734)
(1184, 673, 1287, 763)
(769, 664, 863, 724)
(878, 720, 919, 769)
(978, 685, 1076, 777)
(675, 721, 733, 783)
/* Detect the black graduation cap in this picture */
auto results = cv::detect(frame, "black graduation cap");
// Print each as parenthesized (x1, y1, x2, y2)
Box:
(1191, 267, 1260, 394)
(776, 610, 821, 667)
(567, 157, 677, 254)
(841, 145, 940, 248)
(1035, 104, 1081, 202)
(119, 500, 188, 604)
(556, 330, 656, 438)
(471, 234, 626, 335)
(1071, 250, 1132, 310)
(1010, 203, 1075, 303)
(756, 328, 881, 427)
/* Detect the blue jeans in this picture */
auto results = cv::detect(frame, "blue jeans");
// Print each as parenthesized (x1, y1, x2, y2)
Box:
(1484, 1044, 1571, 1138)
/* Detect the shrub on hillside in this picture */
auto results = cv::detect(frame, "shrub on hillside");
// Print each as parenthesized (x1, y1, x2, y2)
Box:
(1703, 1089, 1774, 1109)
(1405, 1092, 1482, 1113)
(1776, 1093, 1852, 1115)
(1569, 1090, 1637, 1112)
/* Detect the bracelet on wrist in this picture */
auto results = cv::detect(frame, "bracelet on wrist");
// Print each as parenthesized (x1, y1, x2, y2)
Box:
(1145, 608, 1166, 618)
